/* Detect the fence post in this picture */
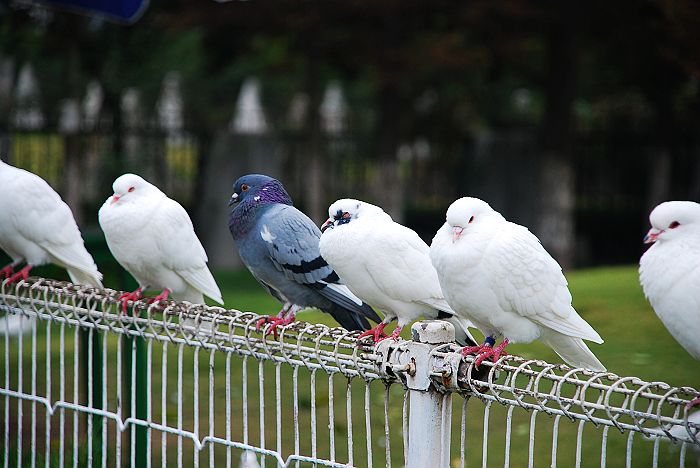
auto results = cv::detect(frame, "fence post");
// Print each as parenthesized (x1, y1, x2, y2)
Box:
(405, 320, 454, 468)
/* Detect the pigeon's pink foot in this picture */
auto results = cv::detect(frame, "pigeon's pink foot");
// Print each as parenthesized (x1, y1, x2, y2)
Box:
(147, 288, 171, 304)
(461, 343, 492, 357)
(387, 325, 403, 341)
(255, 317, 270, 332)
(358, 322, 388, 343)
(687, 396, 700, 409)
(473, 339, 510, 367)
(257, 303, 297, 333)
(6, 265, 32, 284)
(118, 288, 144, 314)
(0, 264, 15, 279)
(256, 308, 285, 332)
(259, 313, 296, 339)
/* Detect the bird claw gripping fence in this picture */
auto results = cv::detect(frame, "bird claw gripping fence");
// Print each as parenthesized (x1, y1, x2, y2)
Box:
(1, 278, 699, 467)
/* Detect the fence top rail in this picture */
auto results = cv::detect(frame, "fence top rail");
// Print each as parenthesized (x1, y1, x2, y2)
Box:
(1, 277, 699, 445)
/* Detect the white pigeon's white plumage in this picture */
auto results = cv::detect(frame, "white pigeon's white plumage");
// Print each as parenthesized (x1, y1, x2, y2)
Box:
(319, 198, 476, 344)
(0, 160, 102, 287)
(0, 314, 35, 336)
(99, 173, 223, 305)
(639, 201, 700, 361)
(238, 451, 262, 468)
(429, 197, 606, 371)
(664, 411, 700, 444)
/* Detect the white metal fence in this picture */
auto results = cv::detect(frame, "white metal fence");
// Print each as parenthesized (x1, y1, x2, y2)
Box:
(1, 278, 699, 467)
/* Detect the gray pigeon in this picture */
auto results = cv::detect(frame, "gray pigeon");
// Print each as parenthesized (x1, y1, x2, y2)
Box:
(227, 174, 382, 332)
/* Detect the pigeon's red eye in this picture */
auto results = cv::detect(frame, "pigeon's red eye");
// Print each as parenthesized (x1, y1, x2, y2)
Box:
(669, 221, 680, 229)
(241, 184, 249, 192)
(468, 216, 475, 224)
(342, 212, 351, 219)
(128, 187, 135, 193)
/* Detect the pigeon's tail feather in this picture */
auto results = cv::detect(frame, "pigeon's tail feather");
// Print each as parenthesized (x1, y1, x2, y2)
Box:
(443, 315, 478, 347)
(549, 306, 604, 344)
(178, 267, 224, 305)
(540, 331, 606, 372)
(321, 301, 373, 331)
(66, 268, 103, 289)
(172, 288, 205, 305)
(45, 241, 102, 287)
(314, 283, 382, 331)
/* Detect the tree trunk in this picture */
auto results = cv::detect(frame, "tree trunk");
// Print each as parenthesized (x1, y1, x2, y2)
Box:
(303, 54, 325, 225)
(61, 42, 84, 225)
(63, 133, 83, 224)
(369, 84, 404, 222)
(690, 149, 700, 201)
(537, 157, 575, 267)
(647, 148, 672, 209)
(536, 5, 577, 269)
(645, 75, 676, 211)
(197, 132, 281, 270)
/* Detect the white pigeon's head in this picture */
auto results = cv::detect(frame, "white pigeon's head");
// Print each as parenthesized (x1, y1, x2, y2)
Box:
(644, 201, 700, 244)
(445, 197, 502, 242)
(108, 173, 162, 206)
(320, 198, 386, 233)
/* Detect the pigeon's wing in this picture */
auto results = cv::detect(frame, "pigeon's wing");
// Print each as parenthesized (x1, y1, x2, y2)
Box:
(355, 221, 475, 341)
(154, 198, 223, 304)
(362, 222, 450, 310)
(483, 225, 603, 343)
(260, 206, 381, 326)
(421, 297, 457, 315)
(259, 206, 333, 284)
(11, 172, 102, 285)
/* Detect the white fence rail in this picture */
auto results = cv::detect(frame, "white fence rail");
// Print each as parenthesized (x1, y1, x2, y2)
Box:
(1, 278, 699, 467)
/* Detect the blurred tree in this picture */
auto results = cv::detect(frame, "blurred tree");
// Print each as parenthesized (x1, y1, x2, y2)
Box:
(3, 0, 700, 266)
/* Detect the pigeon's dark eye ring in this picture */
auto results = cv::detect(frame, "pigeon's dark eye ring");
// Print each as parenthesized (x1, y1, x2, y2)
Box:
(128, 187, 135, 193)
(468, 216, 475, 224)
(241, 184, 249, 192)
(669, 221, 680, 229)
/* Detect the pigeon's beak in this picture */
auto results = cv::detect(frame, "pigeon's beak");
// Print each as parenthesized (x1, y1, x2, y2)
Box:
(110, 194, 121, 204)
(643, 228, 662, 244)
(320, 218, 334, 233)
(228, 192, 239, 207)
(452, 226, 464, 243)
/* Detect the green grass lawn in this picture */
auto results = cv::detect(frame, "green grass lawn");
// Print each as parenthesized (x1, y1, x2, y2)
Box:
(2, 265, 699, 467)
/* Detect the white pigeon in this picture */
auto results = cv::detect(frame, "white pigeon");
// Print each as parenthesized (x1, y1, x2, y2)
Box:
(0, 159, 102, 287)
(319, 198, 477, 345)
(429, 197, 606, 371)
(0, 314, 35, 336)
(639, 201, 700, 363)
(98, 174, 223, 313)
(238, 451, 261, 468)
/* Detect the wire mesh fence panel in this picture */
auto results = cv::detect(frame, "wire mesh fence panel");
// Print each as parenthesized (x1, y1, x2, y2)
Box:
(1, 278, 699, 467)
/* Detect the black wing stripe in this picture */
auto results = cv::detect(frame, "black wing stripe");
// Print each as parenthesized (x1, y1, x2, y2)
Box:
(280, 255, 328, 274)
(436, 309, 453, 320)
(320, 271, 340, 284)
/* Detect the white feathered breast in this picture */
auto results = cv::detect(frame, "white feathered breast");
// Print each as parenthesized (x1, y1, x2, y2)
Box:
(640, 238, 700, 360)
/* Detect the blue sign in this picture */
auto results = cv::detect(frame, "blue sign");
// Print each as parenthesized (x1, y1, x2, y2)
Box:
(40, 0, 149, 24)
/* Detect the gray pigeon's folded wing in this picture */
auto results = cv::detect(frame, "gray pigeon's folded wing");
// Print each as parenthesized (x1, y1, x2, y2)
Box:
(261, 207, 334, 285)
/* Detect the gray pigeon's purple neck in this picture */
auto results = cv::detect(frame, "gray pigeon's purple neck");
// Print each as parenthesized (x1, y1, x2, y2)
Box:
(228, 180, 293, 239)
